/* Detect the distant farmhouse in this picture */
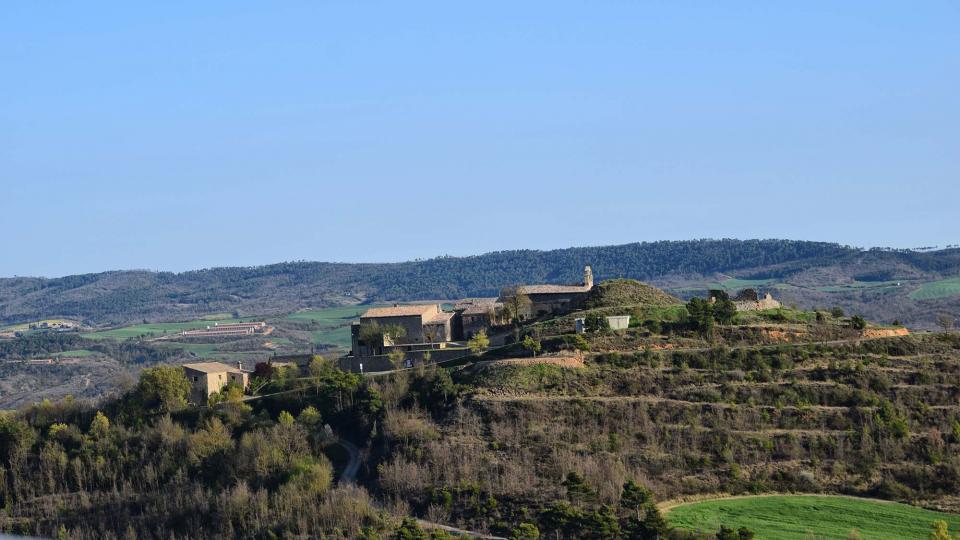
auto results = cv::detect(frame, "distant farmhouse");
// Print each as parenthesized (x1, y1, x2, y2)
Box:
(182, 361, 250, 403)
(502, 266, 595, 318)
(181, 321, 269, 337)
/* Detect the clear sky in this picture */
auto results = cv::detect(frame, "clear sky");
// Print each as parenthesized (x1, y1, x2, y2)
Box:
(2, 1, 958, 277)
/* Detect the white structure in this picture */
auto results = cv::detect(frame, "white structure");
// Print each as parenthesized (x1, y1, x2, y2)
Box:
(575, 315, 631, 333)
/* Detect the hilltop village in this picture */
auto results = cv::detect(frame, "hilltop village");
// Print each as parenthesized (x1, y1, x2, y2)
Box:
(174, 265, 794, 400)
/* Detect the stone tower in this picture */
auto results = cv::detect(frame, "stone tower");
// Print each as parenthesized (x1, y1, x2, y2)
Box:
(583, 265, 594, 289)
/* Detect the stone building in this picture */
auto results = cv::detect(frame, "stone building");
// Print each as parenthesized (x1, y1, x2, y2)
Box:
(503, 266, 595, 318)
(350, 304, 456, 357)
(453, 298, 503, 339)
(182, 362, 249, 403)
(732, 289, 782, 311)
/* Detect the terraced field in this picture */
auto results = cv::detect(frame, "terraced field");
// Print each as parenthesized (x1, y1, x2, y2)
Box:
(375, 334, 960, 535)
(83, 317, 258, 340)
(667, 495, 960, 539)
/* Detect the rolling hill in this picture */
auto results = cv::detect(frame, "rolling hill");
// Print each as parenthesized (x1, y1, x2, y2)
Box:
(0, 239, 958, 329)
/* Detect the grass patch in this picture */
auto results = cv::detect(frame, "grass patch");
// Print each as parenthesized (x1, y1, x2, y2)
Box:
(816, 280, 903, 293)
(57, 349, 95, 357)
(284, 306, 370, 324)
(709, 278, 779, 291)
(910, 276, 960, 301)
(285, 305, 379, 349)
(667, 495, 960, 540)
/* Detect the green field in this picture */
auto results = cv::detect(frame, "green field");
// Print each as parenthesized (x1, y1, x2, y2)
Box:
(284, 306, 370, 324)
(286, 306, 373, 349)
(667, 495, 960, 539)
(57, 349, 95, 357)
(910, 276, 960, 301)
(815, 280, 903, 293)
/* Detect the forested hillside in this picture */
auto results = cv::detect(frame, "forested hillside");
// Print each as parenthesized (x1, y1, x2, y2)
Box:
(1, 239, 958, 328)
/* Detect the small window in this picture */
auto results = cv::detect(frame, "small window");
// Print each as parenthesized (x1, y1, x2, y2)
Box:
(193, 376, 198, 382)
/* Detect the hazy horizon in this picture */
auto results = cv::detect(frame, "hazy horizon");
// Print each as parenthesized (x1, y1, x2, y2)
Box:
(3, 2, 958, 277)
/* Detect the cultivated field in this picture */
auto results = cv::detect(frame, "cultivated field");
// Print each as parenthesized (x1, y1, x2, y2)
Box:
(667, 495, 960, 539)
(910, 276, 960, 301)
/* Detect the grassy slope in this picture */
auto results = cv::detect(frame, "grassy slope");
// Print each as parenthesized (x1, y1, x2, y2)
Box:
(667, 495, 960, 540)
(910, 276, 960, 300)
(285, 306, 372, 349)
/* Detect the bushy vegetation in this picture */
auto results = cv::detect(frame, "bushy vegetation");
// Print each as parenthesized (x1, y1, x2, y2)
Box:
(0, 361, 391, 539)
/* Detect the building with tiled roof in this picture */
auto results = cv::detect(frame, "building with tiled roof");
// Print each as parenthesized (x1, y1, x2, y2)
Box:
(182, 361, 249, 403)
(500, 266, 595, 319)
(351, 303, 457, 357)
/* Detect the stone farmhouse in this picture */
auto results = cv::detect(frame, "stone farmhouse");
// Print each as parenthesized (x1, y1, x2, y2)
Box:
(183, 361, 250, 403)
(454, 298, 503, 339)
(502, 266, 594, 318)
(348, 265, 596, 362)
(350, 304, 456, 357)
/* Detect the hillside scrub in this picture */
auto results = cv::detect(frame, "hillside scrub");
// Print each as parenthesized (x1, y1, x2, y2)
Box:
(373, 334, 960, 536)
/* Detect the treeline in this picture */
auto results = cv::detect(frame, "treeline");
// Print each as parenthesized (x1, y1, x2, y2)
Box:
(0, 361, 389, 539)
(0, 334, 180, 365)
(0, 240, 892, 325)
(3, 239, 959, 327)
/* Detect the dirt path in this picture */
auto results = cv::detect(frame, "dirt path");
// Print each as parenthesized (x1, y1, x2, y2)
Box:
(332, 437, 361, 484)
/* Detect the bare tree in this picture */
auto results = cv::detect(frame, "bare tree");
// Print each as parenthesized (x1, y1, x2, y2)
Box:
(936, 314, 956, 332)
(501, 286, 533, 324)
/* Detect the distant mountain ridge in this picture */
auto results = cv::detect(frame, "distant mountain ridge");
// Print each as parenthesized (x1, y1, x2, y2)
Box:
(1, 239, 958, 328)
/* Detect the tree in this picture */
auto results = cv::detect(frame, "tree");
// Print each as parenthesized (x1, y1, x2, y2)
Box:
(937, 314, 956, 332)
(737, 527, 756, 540)
(850, 315, 867, 330)
(309, 356, 333, 393)
(831, 307, 845, 318)
(502, 287, 533, 323)
(522, 335, 542, 357)
(137, 365, 190, 412)
(388, 349, 406, 370)
(89, 411, 110, 439)
(686, 297, 714, 335)
(584, 313, 611, 333)
(541, 501, 582, 539)
(468, 329, 490, 355)
(510, 523, 541, 540)
(562, 471, 595, 506)
(716, 525, 738, 540)
(619, 480, 652, 521)
(564, 333, 590, 352)
(297, 405, 322, 428)
(929, 520, 955, 540)
(713, 298, 737, 325)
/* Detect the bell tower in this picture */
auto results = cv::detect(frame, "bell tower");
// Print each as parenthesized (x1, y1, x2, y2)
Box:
(583, 265, 594, 289)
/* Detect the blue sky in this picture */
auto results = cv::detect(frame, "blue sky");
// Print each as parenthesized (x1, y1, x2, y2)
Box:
(2, 1, 958, 277)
